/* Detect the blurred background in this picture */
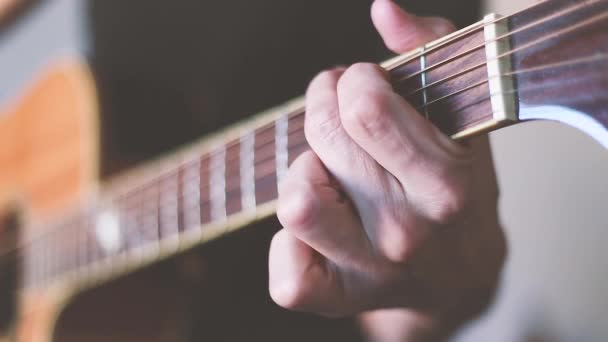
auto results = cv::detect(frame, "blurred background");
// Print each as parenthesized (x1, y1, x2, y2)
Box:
(0, 0, 607, 341)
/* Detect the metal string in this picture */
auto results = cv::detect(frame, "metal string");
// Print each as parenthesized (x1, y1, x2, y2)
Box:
(3, 1, 605, 281)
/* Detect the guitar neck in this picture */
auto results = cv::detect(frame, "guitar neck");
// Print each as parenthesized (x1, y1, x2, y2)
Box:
(18, 0, 608, 293)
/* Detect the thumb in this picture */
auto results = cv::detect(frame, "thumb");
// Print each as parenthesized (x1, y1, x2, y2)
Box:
(371, 0, 455, 54)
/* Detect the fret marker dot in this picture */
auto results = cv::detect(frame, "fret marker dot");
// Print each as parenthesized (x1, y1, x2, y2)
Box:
(96, 210, 122, 254)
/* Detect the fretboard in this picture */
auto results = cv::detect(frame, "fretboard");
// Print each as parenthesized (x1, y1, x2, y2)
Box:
(18, 0, 607, 293)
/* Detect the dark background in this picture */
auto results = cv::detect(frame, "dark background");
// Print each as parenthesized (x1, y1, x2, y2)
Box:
(91, 0, 482, 176)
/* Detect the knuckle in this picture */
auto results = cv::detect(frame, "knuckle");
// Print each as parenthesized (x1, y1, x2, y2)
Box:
(311, 69, 342, 87)
(338, 63, 385, 91)
(378, 221, 418, 263)
(396, 141, 425, 170)
(344, 62, 383, 80)
(304, 109, 343, 145)
(277, 182, 319, 231)
(269, 276, 309, 310)
(381, 234, 415, 263)
(268, 237, 315, 311)
(340, 90, 393, 140)
(425, 179, 469, 224)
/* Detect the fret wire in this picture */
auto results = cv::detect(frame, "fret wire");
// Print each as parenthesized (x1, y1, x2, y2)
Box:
(159, 170, 180, 243)
(181, 158, 202, 232)
(419, 46, 430, 119)
(240, 132, 256, 211)
(29, 234, 39, 284)
(210, 145, 227, 222)
(43, 235, 50, 284)
(78, 218, 88, 279)
(21, 243, 29, 288)
(142, 184, 160, 242)
(28, 245, 35, 287)
(27, 241, 36, 287)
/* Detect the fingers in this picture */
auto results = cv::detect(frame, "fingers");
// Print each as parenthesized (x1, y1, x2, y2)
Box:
(336, 63, 473, 223)
(271, 151, 377, 315)
(276, 151, 372, 267)
(268, 229, 340, 313)
(369, 0, 469, 221)
(270, 3, 504, 320)
(305, 67, 417, 262)
(371, 0, 455, 54)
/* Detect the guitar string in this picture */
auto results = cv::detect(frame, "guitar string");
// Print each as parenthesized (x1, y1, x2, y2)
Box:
(403, 10, 608, 101)
(394, 0, 597, 85)
(5, 64, 606, 285)
(2, 4, 598, 287)
(2, 6, 605, 265)
(95, 0, 602, 189)
(191, 2, 606, 170)
(116, 4, 536, 170)
(201, 9, 608, 182)
(155, 54, 608, 202)
(413, 53, 607, 112)
(382, 0, 592, 71)
(3, 13, 606, 262)
(2, 50, 605, 267)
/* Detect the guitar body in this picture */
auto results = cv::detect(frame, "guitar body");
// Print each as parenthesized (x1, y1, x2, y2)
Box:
(0, 60, 198, 342)
(0, 60, 95, 341)
(0, 61, 97, 221)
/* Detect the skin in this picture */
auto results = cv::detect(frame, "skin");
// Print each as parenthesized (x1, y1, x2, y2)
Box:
(268, 0, 506, 340)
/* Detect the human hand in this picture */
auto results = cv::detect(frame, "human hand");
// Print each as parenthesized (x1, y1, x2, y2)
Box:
(268, 0, 506, 339)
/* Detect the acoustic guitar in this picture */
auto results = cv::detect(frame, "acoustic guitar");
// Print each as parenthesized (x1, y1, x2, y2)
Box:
(1, 0, 606, 341)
